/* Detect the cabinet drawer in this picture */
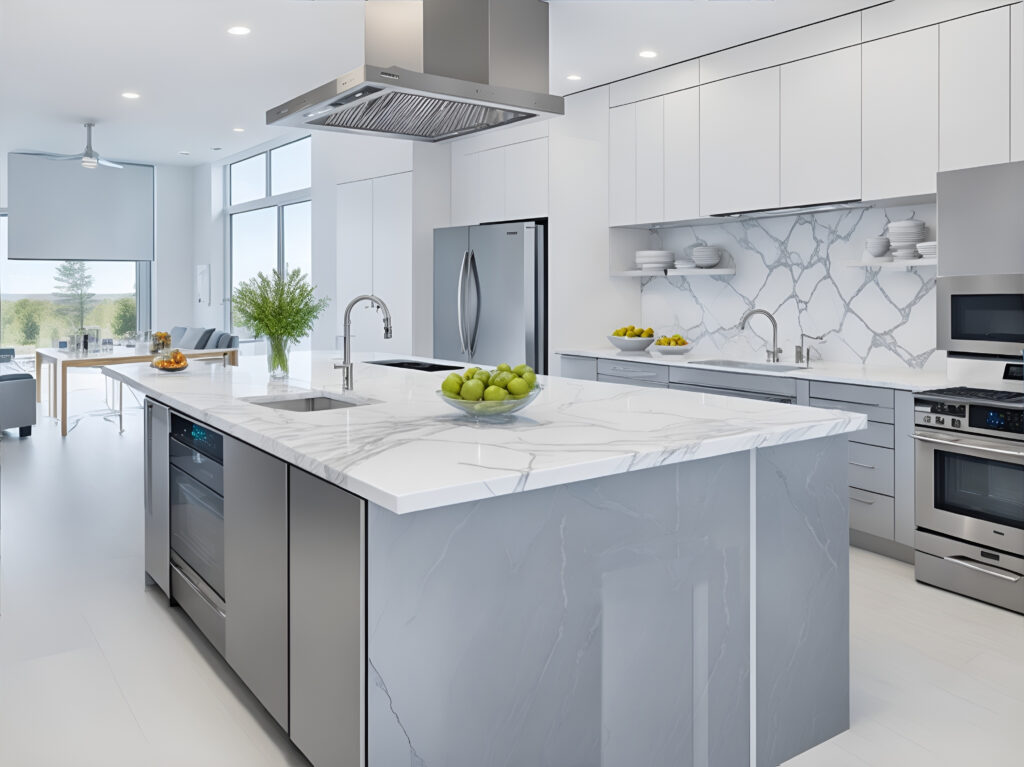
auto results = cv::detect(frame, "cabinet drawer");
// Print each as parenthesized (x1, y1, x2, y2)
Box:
(810, 398, 894, 425)
(850, 420, 895, 449)
(560, 355, 597, 381)
(809, 381, 894, 408)
(848, 442, 894, 496)
(849, 488, 895, 539)
(597, 359, 670, 383)
(597, 374, 668, 389)
(668, 366, 797, 398)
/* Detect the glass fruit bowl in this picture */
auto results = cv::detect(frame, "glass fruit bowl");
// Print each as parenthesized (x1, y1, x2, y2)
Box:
(437, 384, 543, 418)
(152, 348, 189, 372)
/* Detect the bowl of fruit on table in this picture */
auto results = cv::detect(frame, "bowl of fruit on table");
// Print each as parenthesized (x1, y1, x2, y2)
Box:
(608, 325, 655, 351)
(650, 334, 692, 355)
(152, 348, 189, 371)
(439, 363, 541, 418)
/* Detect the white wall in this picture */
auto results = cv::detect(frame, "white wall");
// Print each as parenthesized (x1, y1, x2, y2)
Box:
(191, 162, 226, 330)
(548, 87, 640, 371)
(152, 165, 194, 330)
(410, 142, 450, 356)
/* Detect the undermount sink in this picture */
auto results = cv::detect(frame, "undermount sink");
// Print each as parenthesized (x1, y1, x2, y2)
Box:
(243, 393, 363, 412)
(367, 359, 462, 372)
(690, 359, 805, 373)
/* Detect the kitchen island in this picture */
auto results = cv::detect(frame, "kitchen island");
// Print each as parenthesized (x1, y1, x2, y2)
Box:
(106, 352, 865, 767)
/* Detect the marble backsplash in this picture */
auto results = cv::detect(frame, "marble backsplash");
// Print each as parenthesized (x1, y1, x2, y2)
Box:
(641, 203, 941, 369)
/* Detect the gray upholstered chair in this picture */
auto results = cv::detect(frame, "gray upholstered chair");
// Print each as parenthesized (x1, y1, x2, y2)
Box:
(169, 326, 188, 346)
(0, 372, 36, 437)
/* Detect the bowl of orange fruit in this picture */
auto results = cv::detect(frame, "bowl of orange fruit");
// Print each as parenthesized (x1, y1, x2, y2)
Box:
(152, 348, 188, 372)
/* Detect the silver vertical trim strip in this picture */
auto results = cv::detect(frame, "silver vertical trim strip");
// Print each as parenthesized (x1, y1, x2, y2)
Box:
(692, 579, 710, 767)
(749, 448, 757, 766)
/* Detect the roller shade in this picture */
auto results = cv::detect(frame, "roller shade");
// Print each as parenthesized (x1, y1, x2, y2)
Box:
(6, 152, 154, 261)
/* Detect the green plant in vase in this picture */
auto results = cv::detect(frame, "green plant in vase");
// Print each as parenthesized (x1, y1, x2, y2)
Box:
(232, 269, 329, 379)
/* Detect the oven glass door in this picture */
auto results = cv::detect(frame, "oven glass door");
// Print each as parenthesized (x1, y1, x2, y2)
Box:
(934, 449, 1024, 531)
(170, 465, 225, 599)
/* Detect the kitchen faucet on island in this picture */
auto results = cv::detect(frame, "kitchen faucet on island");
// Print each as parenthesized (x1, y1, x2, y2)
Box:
(336, 294, 392, 390)
(740, 308, 782, 363)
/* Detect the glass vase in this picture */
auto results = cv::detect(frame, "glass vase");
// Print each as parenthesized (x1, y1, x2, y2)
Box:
(266, 336, 291, 379)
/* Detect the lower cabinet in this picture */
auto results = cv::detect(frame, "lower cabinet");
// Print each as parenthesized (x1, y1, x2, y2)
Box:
(289, 467, 365, 767)
(223, 437, 290, 730)
(560, 354, 598, 381)
(144, 399, 171, 597)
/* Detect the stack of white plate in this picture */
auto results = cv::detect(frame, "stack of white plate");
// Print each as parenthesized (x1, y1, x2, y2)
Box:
(887, 219, 927, 260)
(635, 250, 674, 270)
(916, 241, 937, 258)
(691, 246, 723, 268)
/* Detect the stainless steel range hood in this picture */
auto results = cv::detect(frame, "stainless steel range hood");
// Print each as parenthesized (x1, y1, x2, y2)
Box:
(268, 0, 564, 142)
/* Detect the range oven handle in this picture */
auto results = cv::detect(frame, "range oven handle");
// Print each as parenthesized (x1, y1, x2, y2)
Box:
(912, 433, 1024, 460)
(943, 555, 1022, 583)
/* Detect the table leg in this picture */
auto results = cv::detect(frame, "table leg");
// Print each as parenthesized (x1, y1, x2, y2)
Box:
(60, 363, 68, 437)
(119, 382, 124, 434)
(50, 362, 57, 418)
(229, 349, 238, 366)
(35, 352, 42, 402)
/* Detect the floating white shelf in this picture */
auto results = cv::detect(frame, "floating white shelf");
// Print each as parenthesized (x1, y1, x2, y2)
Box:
(847, 257, 937, 271)
(612, 266, 736, 277)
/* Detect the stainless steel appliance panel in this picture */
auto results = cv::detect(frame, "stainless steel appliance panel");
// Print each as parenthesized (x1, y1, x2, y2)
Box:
(169, 466, 225, 599)
(144, 399, 170, 597)
(170, 556, 226, 655)
(915, 529, 1024, 614)
(937, 274, 1024, 357)
(432, 226, 471, 364)
(224, 437, 290, 731)
(170, 438, 224, 496)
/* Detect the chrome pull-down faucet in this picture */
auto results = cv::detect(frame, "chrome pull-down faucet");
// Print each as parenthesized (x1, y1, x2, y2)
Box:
(336, 294, 392, 390)
(739, 308, 782, 363)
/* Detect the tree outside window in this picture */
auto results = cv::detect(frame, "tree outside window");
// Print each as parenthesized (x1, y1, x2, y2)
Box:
(53, 260, 95, 330)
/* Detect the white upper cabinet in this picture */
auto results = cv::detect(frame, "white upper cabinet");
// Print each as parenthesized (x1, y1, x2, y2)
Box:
(476, 148, 505, 221)
(664, 88, 700, 222)
(451, 150, 480, 227)
(862, 26, 939, 200)
(700, 67, 780, 215)
(505, 138, 548, 221)
(780, 46, 861, 207)
(635, 98, 665, 224)
(608, 103, 637, 226)
(452, 139, 548, 225)
(939, 7, 1011, 172)
(1014, 3, 1024, 162)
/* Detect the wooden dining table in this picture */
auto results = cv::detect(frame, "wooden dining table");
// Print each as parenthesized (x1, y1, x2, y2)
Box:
(35, 346, 239, 436)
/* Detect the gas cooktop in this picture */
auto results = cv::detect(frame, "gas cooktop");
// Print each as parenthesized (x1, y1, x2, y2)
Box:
(918, 386, 1024, 405)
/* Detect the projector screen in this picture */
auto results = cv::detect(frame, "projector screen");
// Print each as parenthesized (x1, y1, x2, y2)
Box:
(6, 152, 154, 261)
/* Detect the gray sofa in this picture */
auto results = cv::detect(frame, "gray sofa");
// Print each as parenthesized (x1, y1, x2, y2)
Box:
(0, 350, 35, 437)
(169, 327, 239, 350)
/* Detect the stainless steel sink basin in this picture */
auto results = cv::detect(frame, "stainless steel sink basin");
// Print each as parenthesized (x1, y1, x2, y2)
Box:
(366, 359, 462, 372)
(690, 359, 805, 373)
(243, 394, 362, 412)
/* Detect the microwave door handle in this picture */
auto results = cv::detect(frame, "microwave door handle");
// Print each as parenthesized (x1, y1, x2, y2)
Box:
(457, 250, 469, 354)
(468, 250, 481, 358)
(912, 433, 1024, 460)
(943, 555, 1022, 583)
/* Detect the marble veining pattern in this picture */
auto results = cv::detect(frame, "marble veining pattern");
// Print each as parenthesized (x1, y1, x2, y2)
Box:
(104, 352, 865, 513)
(642, 203, 941, 369)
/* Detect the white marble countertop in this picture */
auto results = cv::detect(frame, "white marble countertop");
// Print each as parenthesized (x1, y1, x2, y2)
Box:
(104, 351, 865, 514)
(558, 348, 955, 391)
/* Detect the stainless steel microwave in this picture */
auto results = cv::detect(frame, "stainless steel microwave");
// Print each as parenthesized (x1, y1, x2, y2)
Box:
(937, 274, 1024, 358)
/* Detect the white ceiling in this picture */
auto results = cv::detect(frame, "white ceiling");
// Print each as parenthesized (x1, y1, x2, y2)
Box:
(0, 0, 884, 174)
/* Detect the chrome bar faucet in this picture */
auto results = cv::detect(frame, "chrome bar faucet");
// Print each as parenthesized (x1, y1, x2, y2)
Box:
(336, 294, 392, 390)
(740, 308, 782, 363)
(796, 333, 825, 368)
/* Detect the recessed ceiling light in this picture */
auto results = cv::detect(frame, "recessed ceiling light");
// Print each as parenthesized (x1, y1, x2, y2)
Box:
(178, 150, 191, 156)
(233, 127, 245, 133)
(566, 74, 582, 82)
(227, 26, 250, 36)
(638, 50, 658, 59)
(121, 92, 140, 99)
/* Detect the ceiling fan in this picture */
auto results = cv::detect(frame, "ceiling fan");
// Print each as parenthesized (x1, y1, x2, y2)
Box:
(24, 122, 123, 169)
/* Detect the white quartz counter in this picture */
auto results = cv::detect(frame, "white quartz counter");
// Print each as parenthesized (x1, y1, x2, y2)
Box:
(105, 351, 865, 514)
(559, 348, 954, 391)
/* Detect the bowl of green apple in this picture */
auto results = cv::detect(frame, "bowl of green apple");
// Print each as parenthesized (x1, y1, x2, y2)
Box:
(438, 363, 542, 418)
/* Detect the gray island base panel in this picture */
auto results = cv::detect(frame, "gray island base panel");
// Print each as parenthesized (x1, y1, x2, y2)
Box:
(366, 434, 849, 767)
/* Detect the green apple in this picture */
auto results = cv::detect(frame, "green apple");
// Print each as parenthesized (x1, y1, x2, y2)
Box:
(465, 367, 479, 378)
(491, 371, 514, 389)
(496, 363, 512, 373)
(522, 370, 537, 388)
(512, 363, 528, 376)
(473, 370, 491, 386)
(442, 373, 463, 395)
(483, 385, 509, 401)
(507, 376, 530, 396)
(460, 379, 485, 401)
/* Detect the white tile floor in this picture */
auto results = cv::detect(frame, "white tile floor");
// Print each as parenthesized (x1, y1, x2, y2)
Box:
(1, 371, 1022, 766)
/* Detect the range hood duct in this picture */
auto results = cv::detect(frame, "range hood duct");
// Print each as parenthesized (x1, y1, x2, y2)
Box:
(268, 0, 564, 142)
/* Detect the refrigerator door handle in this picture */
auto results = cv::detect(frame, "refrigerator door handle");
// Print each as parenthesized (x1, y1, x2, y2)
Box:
(456, 250, 469, 354)
(468, 250, 481, 358)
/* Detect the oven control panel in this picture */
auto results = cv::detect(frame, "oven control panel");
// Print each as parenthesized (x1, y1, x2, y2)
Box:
(915, 400, 1024, 437)
(969, 406, 1024, 434)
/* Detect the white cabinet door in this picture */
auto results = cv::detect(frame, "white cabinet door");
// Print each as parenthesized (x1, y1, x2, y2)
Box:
(940, 7, 1011, 171)
(699, 67, 780, 215)
(781, 47, 861, 207)
(862, 26, 939, 200)
(476, 147, 505, 223)
(371, 173, 413, 355)
(634, 97, 665, 224)
(336, 179, 376, 352)
(664, 88, 700, 222)
(505, 138, 548, 220)
(451, 149, 479, 226)
(1013, 3, 1024, 162)
(609, 103, 637, 226)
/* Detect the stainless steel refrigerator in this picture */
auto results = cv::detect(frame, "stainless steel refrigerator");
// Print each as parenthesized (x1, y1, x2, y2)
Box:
(433, 222, 546, 373)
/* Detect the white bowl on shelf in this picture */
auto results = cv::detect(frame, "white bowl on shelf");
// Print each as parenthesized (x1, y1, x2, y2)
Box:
(865, 237, 890, 257)
(608, 335, 654, 351)
(691, 246, 724, 268)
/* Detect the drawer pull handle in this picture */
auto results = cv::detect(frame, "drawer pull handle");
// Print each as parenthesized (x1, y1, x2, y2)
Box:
(943, 555, 1021, 583)
(850, 461, 875, 469)
(851, 496, 875, 505)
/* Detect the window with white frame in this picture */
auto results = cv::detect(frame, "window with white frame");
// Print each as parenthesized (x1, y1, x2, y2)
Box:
(225, 137, 312, 343)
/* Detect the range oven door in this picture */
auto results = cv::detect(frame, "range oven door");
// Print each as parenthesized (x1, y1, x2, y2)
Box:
(914, 428, 1024, 555)
(937, 274, 1024, 357)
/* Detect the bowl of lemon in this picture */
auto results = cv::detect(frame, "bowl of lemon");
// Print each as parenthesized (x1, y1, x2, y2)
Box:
(438, 363, 541, 418)
(608, 325, 655, 351)
(650, 334, 692, 355)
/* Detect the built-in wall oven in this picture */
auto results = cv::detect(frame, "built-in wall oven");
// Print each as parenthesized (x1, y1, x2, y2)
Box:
(937, 274, 1024, 358)
(913, 382, 1024, 614)
(168, 413, 227, 649)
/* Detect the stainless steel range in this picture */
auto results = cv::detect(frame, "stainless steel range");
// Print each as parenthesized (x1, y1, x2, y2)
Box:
(913, 367, 1024, 613)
